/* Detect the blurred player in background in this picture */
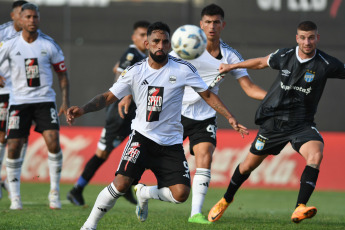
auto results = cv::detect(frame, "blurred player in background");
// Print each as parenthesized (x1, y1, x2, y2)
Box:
(67, 21, 248, 230)
(0, 0, 28, 201)
(169, 3, 266, 224)
(67, 20, 150, 206)
(208, 21, 345, 224)
(0, 3, 70, 210)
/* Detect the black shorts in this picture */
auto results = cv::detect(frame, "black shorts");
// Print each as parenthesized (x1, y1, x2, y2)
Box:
(116, 130, 191, 188)
(250, 118, 324, 156)
(0, 94, 9, 132)
(181, 115, 217, 155)
(7, 102, 60, 139)
(97, 101, 136, 152)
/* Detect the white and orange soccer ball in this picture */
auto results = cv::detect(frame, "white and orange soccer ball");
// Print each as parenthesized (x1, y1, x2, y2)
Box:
(171, 25, 207, 60)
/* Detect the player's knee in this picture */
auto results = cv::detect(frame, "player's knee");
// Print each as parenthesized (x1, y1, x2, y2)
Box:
(170, 185, 190, 203)
(95, 149, 111, 160)
(113, 175, 133, 193)
(307, 151, 323, 166)
(239, 163, 255, 174)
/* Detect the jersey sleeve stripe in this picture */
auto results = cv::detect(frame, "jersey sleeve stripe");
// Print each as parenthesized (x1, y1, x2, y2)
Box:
(220, 41, 244, 61)
(39, 32, 64, 53)
(168, 55, 197, 73)
(126, 58, 146, 71)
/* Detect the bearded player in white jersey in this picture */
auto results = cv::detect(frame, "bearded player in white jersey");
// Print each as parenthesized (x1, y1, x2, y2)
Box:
(169, 4, 267, 224)
(66, 21, 248, 230)
(0, 3, 70, 210)
(0, 0, 28, 201)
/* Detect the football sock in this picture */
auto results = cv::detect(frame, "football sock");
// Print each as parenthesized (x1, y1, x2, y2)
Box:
(0, 143, 5, 180)
(6, 158, 23, 198)
(48, 151, 63, 192)
(224, 164, 250, 203)
(296, 165, 319, 207)
(83, 183, 124, 229)
(78, 155, 106, 188)
(191, 168, 211, 216)
(140, 186, 181, 204)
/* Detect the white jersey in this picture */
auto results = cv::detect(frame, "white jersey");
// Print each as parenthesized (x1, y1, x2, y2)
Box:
(0, 31, 65, 105)
(109, 55, 208, 146)
(0, 21, 18, 94)
(170, 40, 249, 120)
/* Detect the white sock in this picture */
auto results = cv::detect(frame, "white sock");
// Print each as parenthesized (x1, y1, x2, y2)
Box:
(48, 151, 63, 192)
(0, 143, 6, 180)
(190, 168, 211, 217)
(6, 158, 23, 198)
(83, 183, 124, 229)
(140, 185, 180, 203)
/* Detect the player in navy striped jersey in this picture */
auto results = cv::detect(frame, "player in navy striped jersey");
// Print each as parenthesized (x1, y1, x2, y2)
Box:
(0, 0, 28, 201)
(169, 4, 267, 224)
(67, 22, 247, 230)
(0, 3, 70, 210)
(67, 20, 150, 207)
(208, 21, 345, 223)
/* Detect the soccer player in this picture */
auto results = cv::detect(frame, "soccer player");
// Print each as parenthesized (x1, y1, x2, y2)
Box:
(208, 21, 345, 223)
(169, 4, 266, 224)
(0, 3, 70, 210)
(0, 0, 28, 201)
(67, 20, 150, 207)
(66, 21, 248, 230)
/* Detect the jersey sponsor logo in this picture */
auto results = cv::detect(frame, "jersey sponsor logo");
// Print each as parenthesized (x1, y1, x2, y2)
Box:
(25, 58, 40, 87)
(146, 86, 164, 122)
(304, 70, 315, 82)
(255, 137, 266, 150)
(169, 75, 176, 84)
(281, 69, 291, 77)
(280, 82, 312, 95)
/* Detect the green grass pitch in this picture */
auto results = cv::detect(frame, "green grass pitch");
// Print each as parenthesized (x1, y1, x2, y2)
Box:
(0, 183, 344, 230)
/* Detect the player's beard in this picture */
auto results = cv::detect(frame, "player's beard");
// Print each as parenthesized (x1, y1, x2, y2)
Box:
(150, 51, 167, 63)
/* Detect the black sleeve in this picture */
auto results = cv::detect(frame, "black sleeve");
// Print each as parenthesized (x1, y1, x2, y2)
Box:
(268, 48, 292, 70)
(328, 57, 345, 79)
(118, 48, 141, 71)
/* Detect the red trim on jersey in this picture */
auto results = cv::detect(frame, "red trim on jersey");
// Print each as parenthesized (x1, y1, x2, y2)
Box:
(53, 61, 67, 72)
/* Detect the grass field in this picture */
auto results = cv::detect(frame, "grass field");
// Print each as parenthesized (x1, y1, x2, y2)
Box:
(0, 183, 344, 230)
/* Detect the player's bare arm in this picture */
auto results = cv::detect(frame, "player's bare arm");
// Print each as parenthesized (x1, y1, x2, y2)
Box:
(118, 95, 133, 119)
(57, 71, 70, 117)
(0, 75, 5, 88)
(67, 91, 118, 125)
(198, 90, 248, 137)
(237, 76, 267, 100)
(219, 55, 270, 74)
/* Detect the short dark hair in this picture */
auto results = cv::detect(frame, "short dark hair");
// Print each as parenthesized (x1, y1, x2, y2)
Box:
(12, 0, 28, 9)
(21, 3, 39, 12)
(297, 21, 318, 32)
(133, 20, 150, 30)
(147, 22, 170, 37)
(201, 4, 224, 19)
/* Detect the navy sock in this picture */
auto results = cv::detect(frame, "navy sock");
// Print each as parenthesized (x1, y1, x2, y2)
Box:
(76, 155, 106, 188)
(224, 165, 250, 203)
(296, 165, 319, 207)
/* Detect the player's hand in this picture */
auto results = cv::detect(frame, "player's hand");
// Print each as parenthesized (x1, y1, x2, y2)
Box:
(66, 106, 85, 126)
(58, 102, 69, 117)
(0, 76, 5, 88)
(219, 63, 235, 74)
(228, 117, 249, 138)
(118, 95, 132, 119)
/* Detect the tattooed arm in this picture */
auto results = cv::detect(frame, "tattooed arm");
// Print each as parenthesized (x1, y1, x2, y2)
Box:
(66, 91, 118, 125)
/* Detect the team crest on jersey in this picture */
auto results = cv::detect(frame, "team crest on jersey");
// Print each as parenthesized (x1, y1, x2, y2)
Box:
(126, 53, 134, 61)
(255, 137, 266, 151)
(304, 70, 315, 82)
(169, 75, 176, 84)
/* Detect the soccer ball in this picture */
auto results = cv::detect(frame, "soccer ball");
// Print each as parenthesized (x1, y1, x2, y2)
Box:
(171, 25, 207, 60)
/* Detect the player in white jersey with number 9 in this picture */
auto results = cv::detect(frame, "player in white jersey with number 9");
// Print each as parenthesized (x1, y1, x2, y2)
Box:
(66, 21, 248, 230)
(0, 3, 70, 210)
